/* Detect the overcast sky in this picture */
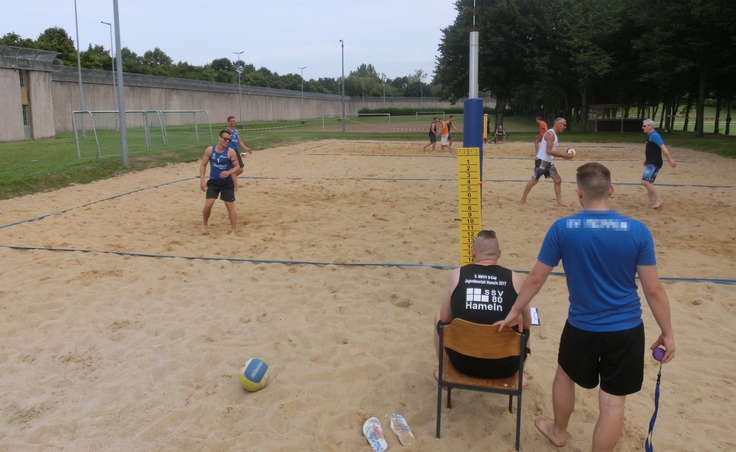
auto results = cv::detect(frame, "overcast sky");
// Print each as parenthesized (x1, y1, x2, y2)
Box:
(1, 0, 460, 81)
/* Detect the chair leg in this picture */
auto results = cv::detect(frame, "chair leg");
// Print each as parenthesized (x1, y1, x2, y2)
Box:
(436, 384, 443, 438)
(447, 388, 452, 408)
(508, 394, 513, 413)
(514, 394, 522, 451)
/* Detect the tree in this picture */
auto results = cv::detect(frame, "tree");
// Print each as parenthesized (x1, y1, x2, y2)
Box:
(141, 47, 173, 76)
(80, 44, 111, 70)
(35, 27, 77, 66)
(0, 32, 34, 48)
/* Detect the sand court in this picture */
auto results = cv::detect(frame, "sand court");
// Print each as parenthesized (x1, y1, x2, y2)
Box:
(0, 140, 734, 450)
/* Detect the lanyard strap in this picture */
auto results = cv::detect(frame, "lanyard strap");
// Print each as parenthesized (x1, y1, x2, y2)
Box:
(645, 364, 662, 452)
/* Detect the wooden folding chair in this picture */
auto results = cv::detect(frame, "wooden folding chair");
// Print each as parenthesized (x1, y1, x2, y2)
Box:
(436, 318, 529, 451)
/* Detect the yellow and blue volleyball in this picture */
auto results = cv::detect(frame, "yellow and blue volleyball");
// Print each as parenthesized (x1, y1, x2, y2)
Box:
(239, 358, 270, 392)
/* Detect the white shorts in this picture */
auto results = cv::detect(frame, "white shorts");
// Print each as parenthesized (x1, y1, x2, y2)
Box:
(441, 134, 449, 145)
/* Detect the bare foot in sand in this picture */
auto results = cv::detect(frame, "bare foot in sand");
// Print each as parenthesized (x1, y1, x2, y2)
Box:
(201, 227, 209, 235)
(535, 416, 566, 447)
(651, 199, 663, 209)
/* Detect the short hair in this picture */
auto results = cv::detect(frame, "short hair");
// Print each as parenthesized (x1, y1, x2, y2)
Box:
(218, 129, 232, 138)
(553, 117, 566, 126)
(432, 117, 437, 121)
(536, 116, 543, 121)
(227, 115, 235, 121)
(473, 230, 500, 260)
(576, 163, 611, 200)
(643, 119, 655, 128)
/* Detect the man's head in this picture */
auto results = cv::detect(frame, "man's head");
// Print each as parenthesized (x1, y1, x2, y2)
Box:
(642, 119, 655, 134)
(552, 117, 567, 133)
(472, 230, 501, 262)
(576, 162, 612, 202)
(536, 116, 543, 123)
(227, 116, 236, 127)
(218, 129, 232, 147)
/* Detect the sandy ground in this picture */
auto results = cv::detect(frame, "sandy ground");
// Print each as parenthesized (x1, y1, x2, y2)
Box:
(0, 139, 734, 451)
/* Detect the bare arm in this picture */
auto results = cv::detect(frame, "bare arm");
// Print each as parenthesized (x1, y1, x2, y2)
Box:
(661, 144, 676, 168)
(439, 268, 460, 324)
(498, 260, 554, 331)
(511, 271, 532, 330)
(544, 130, 572, 160)
(638, 264, 676, 363)
(199, 147, 212, 191)
(238, 138, 252, 154)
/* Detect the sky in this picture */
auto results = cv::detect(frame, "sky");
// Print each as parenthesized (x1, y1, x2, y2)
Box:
(1, 0, 460, 81)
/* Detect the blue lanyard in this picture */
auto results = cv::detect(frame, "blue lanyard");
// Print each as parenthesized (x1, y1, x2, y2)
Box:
(644, 363, 662, 452)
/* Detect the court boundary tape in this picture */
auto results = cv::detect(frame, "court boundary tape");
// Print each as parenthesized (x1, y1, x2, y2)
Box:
(0, 177, 196, 230)
(1, 244, 733, 285)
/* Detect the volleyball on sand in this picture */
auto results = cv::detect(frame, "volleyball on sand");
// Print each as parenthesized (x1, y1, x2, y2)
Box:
(239, 358, 270, 392)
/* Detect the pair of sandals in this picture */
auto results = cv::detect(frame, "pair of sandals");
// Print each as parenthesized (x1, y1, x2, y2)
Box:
(363, 414, 416, 451)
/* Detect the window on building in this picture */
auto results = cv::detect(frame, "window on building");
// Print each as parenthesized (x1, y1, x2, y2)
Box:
(19, 70, 27, 87)
(22, 105, 29, 126)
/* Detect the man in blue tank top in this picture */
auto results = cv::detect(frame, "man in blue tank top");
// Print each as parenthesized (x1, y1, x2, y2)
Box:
(199, 129, 241, 235)
(226, 115, 253, 192)
(434, 230, 531, 380)
(499, 162, 676, 451)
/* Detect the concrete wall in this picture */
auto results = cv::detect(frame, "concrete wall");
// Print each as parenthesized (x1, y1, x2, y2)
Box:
(49, 69, 454, 133)
(1, 67, 456, 140)
(0, 68, 25, 142)
(29, 71, 55, 139)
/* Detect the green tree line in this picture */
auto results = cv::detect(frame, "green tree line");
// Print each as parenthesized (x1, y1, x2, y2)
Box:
(1, 28, 435, 99)
(435, 0, 736, 136)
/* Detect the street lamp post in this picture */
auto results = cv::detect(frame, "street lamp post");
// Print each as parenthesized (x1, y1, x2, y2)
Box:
(233, 51, 244, 126)
(74, 0, 85, 137)
(100, 21, 117, 113)
(298, 66, 306, 123)
(340, 40, 345, 132)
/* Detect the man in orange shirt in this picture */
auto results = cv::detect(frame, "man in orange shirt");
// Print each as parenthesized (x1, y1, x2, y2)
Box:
(535, 116, 548, 154)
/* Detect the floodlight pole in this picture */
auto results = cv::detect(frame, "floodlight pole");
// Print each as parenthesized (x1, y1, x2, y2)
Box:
(233, 51, 244, 127)
(101, 21, 117, 113)
(340, 39, 345, 133)
(113, 0, 128, 166)
(74, 0, 85, 137)
(298, 66, 306, 122)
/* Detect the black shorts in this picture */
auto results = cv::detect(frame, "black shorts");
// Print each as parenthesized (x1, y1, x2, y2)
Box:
(206, 179, 235, 202)
(558, 321, 645, 396)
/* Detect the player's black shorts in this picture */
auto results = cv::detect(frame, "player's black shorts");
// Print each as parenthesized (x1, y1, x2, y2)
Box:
(558, 321, 644, 396)
(206, 179, 235, 202)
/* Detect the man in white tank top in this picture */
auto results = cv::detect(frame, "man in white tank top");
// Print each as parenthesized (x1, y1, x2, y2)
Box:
(519, 118, 574, 205)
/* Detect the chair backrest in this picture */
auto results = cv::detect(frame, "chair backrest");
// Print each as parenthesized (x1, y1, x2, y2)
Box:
(442, 318, 522, 360)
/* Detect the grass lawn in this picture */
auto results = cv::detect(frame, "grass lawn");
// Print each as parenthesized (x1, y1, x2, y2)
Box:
(0, 115, 733, 200)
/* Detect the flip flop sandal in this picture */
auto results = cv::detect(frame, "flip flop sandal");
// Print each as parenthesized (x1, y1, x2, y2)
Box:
(390, 413, 416, 446)
(363, 417, 388, 451)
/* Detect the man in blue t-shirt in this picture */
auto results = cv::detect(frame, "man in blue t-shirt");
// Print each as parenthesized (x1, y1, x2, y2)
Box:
(641, 119, 676, 209)
(498, 162, 675, 451)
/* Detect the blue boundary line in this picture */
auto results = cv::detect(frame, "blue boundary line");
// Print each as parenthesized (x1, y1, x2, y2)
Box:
(1, 244, 734, 285)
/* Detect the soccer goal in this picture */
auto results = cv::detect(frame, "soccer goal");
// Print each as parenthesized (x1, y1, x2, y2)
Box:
(321, 113, 391, 132)
(415, 111, 445, 122)
(72, 109, 213, 159)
